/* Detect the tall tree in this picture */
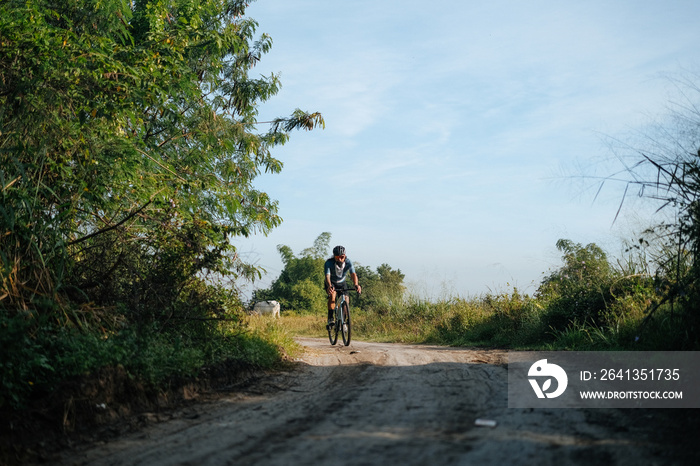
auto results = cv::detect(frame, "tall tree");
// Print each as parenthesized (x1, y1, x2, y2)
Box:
(0, 0, 323, 319)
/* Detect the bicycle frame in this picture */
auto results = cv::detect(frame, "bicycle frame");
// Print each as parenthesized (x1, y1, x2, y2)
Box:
(335, 291, 348, 325)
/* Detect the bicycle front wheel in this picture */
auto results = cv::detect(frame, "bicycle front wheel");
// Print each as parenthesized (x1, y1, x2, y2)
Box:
(328, 310, 339, 345)
(341, 301, 351, 346)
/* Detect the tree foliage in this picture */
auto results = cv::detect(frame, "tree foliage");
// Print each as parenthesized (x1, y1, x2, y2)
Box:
(253, 232, 406, 314)
(253, 232, 331, 311)
(0, 0, 324, 408)
(536, 239, 614, 330)
(353, 263, 405, 312)
(0, 0, 323, 322)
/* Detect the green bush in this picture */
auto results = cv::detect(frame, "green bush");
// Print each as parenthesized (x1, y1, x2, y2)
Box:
(0, 314, 55, 408)
(289, 278, 327, 314)
(0, 293, 296, 409)
(536, 239, 614, 331)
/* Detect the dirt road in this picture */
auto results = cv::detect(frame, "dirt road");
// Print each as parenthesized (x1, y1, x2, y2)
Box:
(59, 338, 696, 465)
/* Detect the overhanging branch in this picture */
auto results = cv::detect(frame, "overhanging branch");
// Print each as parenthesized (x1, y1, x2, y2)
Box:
(68, 200, 153, 246)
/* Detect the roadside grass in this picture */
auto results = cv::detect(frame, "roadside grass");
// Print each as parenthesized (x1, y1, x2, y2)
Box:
(243, 316, 306, 357)
(0, 313, 301, 410)
(273, 289, 693, 351)
(252, 312, 324, 338)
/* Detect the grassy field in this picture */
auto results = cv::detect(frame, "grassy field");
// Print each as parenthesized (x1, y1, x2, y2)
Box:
(249, 289, 695, 352)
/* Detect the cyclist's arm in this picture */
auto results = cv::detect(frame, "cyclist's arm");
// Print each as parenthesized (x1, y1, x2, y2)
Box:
(351, 272, 361, 293)
(325, 272, 334, 292)
(324, 260, 334, 291)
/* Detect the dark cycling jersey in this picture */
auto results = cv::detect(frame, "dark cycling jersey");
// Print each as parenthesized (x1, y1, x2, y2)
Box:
(324, 257, 355, 286)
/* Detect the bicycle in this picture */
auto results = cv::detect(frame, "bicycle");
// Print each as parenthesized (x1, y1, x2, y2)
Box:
(327, 285, 358, 346)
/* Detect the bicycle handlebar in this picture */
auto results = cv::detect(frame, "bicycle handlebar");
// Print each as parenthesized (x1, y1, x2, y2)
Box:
(331, 285, 360, 294)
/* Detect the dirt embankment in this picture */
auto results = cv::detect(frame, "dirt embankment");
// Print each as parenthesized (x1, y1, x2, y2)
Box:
(47, 338, 699, 465)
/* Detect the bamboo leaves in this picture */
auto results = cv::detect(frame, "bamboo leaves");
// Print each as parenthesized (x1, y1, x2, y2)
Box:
(0, 0, 322, 313)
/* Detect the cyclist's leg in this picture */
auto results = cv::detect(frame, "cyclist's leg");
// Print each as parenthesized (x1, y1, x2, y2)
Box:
(325, 282, 337, 325)
(326, 284, 339, 345)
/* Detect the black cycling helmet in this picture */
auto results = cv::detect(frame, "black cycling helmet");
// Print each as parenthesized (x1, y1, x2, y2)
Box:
(333, 245, 345, 256)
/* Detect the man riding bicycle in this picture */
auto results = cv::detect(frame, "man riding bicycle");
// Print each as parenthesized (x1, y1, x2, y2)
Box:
(324, 245, 361, 329)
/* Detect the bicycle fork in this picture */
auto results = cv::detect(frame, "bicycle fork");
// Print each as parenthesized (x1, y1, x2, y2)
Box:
(336, 295, 347, 331)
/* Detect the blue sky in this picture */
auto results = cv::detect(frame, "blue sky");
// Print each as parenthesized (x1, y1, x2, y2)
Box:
(236, 0, 700, 299)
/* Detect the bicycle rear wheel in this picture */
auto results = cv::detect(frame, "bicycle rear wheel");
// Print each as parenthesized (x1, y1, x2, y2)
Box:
(341, 301, 351, 346)
(328, 309, 339, 345)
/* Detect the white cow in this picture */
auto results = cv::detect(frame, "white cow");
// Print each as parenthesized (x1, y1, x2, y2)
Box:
(252, 300, 280, 317)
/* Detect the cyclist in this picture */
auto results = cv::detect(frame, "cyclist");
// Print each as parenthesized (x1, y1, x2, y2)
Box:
(324, 245, 361, 329)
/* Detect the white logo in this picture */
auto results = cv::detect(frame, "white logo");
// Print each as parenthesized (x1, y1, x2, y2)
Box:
(528, 359, 568, 399)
